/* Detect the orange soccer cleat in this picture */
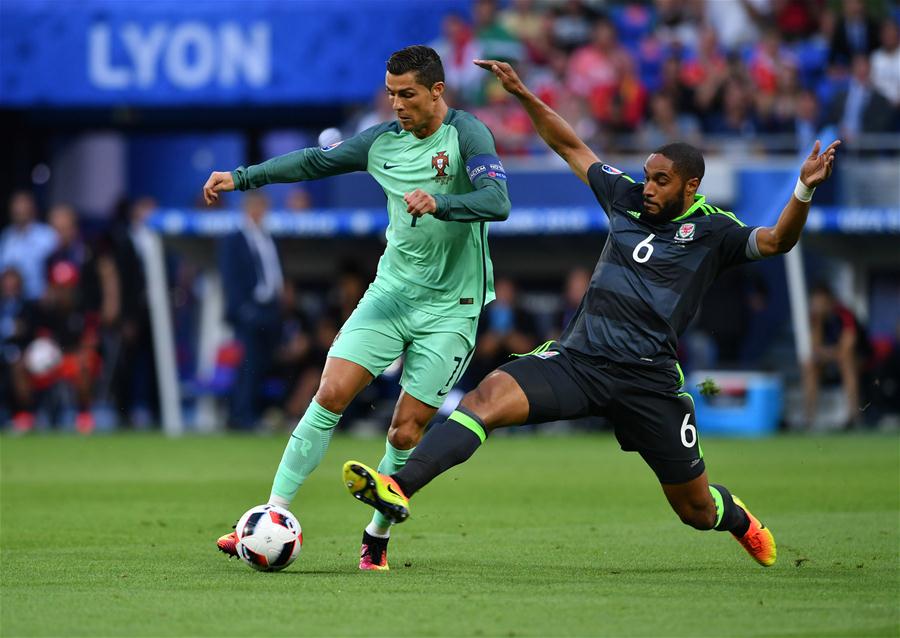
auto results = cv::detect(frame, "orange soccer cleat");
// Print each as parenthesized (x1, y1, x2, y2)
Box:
(216, 531, 239, 558)
(732, 496, 776, 567)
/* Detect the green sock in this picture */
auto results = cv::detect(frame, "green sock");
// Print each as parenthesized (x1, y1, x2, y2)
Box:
(268, 400, 340, 508)
(368, 439, 415, 535)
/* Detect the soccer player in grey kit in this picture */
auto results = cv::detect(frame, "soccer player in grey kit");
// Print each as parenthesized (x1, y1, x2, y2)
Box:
(344, 59, 841, 569)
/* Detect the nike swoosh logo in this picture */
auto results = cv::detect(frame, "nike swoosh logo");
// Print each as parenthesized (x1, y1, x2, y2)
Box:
(386, 484, 404, 499)
(383, 162, 400, 169)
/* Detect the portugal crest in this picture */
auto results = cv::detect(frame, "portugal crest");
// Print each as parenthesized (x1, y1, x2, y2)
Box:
(675, 222, 696, 242)
(432, 150, 451, 183)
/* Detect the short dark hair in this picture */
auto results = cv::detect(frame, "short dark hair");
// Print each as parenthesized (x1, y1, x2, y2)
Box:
(387, 45, 444, 88)
(653, 142, 705, 183)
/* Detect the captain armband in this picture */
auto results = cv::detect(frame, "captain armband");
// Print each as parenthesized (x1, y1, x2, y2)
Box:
(466, 154, 507, 184)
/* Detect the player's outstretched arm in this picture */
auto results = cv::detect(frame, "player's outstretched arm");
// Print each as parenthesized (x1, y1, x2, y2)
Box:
(201, 124, 392, 206)
(755, 140, 841, 257)
(474, 59, 598, 185)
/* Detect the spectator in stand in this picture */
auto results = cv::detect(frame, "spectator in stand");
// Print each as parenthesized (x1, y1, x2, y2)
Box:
(794, 88, 822, 151)
(354, 88, 396, 135)
(432, 12, 484, 105)
(706, 78, 758, 137)
(680, 26, 728, 96)
(771, 0, 822, 41)
(282, 312, 340, 428)
(474, 85, 536, 155)
(473, 0, 524, 64)
(828, 0, 880, 69)
(803, 283, 871, 429)
(557, 267, 591, 337)
(870, 19, 900, 108)
(218, 192, 284, 430)
(44, 203, 119, 330)
(588, 55, 647, 133)
(463, 277, 537, 388)
(549, 0, 595, 54)
(827, 54, 895, 146)
(639, 93, 702, 150)
(748, 29, 797, 97)
(869, 321, 900, 424)
(567, 19, 625, 102)
(757, 60, 803, 134)
(110, 196, 157, 427)
(285, 187, 312, 212)
(0, 268, 32, 428)
(499, 0, 548, 64)
(659, 55, 700, 117)
(0, 191, 58, 301)
(21, 260, 102, 433)
(654, 0, 701, 48)
(703, 0, 771, 54)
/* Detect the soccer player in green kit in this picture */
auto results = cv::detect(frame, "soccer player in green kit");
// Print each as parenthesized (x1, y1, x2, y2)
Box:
(204, 46, 511, 570)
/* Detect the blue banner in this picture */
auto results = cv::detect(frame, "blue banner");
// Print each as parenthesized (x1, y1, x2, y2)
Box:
(146, 207, 900, 237)
(0, 0, 466, 106)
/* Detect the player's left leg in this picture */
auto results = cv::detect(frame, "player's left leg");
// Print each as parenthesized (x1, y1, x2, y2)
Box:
(610, 369, 775, 566)
(358, 391, 437, 570)
(356, 314, 474, 570)
(660, 473, 775, 567)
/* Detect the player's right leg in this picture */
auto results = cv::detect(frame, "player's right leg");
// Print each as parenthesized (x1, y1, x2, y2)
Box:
(218, 289, 405, 557)
(217, 356, 373, 557)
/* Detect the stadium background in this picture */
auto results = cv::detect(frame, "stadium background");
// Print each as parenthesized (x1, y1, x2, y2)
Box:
(1, 2, 899, 637)
(2, 0, 898, 435)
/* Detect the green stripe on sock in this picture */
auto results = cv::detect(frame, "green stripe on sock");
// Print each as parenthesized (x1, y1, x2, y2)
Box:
(709, 486, 725, 528)
(449, 410, 487, 444)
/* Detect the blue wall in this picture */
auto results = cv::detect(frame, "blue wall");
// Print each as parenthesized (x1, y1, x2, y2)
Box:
(1, 0, 469, 106)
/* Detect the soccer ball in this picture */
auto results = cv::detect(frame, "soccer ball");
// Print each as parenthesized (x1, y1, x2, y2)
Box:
(234, 505, 302, 572)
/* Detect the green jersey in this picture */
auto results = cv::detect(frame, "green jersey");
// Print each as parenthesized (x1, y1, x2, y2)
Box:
(232, 108, 510, 317)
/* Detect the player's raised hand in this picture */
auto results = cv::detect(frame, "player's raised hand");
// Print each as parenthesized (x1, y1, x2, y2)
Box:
(474, 59, 527, 97)
(799, 139, 841, 188)
(404, 189, 437, 217)
(203, 171, 235, 206)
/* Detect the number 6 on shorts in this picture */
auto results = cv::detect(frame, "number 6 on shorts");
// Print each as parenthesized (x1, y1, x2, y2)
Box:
(680, 412, 697, 448)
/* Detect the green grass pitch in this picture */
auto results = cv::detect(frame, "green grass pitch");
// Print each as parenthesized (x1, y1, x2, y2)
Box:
(2, 432, 898, 637)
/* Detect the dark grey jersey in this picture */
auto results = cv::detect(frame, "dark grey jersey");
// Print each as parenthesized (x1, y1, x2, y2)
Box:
(560, 162, 762, 368)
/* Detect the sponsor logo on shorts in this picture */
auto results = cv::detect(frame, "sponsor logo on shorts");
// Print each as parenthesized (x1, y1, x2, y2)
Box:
(534, 350, 560, 359)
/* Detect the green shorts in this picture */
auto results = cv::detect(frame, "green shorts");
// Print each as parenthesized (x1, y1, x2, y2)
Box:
(328, 285, 478, 408)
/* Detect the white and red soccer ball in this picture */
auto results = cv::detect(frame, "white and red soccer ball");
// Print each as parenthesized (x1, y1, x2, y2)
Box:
(234, 505, 302, 572)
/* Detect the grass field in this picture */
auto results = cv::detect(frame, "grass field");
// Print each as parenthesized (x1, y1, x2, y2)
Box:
(1, 432, 898, 637)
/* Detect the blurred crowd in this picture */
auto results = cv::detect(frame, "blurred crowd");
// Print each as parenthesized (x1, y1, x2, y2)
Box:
(2, 189, 898, 433)
(350, 0, 899, 155)
(0, 191, 158, 432)
(3, 0, 899, 433)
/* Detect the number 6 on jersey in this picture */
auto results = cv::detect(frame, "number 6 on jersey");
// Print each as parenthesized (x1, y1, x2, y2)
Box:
(633, 233, 655, 263)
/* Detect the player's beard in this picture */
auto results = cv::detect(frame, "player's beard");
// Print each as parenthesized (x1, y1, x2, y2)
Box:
(655, 185, 687, 222)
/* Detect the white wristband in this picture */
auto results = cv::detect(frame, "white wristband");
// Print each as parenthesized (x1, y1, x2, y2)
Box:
(793, 177, 815, 202)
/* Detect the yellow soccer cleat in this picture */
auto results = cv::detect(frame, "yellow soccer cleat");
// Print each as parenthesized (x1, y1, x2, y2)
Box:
(342, 460, 410, 524)
(732, 496, 776, 567)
